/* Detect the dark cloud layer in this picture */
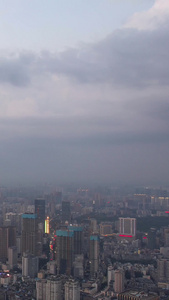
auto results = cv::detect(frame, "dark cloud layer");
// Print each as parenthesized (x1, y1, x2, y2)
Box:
(0, 21, 169, 88)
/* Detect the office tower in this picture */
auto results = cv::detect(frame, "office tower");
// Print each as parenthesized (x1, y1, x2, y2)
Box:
(89, 235, 99, 278)
(8, 246, 17, 269)
(119, 218, 136, 236)
(0, 226, 16, 260)
(21, 213, 38, 256)
(90, 218, 98, 234)
(35, 198, 46, 231)
(114, 269, 124, 293)
(56, 229, 74, 275)
(22, 252, 39, 278)
(65, 279, 80, 300)
(62, 201, 71, 224)
(157, 259, 169, 282)
(68, 225, 83, 255)
(148, 228, 156, 250)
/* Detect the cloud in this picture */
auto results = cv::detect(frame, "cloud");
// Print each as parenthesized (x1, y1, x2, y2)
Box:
(0, 5, 169, 90)
(0, 0, 169, 186)
(125, 0, 169, 30)
(0, 54, 31, 86)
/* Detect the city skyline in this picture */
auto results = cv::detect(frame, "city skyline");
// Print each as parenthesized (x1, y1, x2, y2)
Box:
(0, 0, 169, 186)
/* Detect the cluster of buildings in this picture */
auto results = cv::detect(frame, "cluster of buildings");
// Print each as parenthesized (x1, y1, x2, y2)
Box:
(0, 186, 169, 299)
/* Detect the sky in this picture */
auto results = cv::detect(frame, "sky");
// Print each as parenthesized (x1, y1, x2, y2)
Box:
(0, 0, 169, 187)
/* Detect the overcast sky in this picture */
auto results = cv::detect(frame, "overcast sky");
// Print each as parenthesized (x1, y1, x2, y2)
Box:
(0, 0, 169, 187)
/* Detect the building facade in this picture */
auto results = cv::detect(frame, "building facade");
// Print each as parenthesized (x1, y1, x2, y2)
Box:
(65, 279, 80, 300)
(0, 226, 16, 261)
(119, 218, 136, 237)
(21, 213, 38, 256)
(89, 235, 99, 278)
(56, 229, 74, 275)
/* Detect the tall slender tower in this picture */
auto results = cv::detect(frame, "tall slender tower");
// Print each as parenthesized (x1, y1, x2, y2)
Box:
(0, 226, 16, 261)
(89, 235, 99, 278)
(21, 213, 38, 256)
(62, 201, 71, 224)
(35, 198, 45, 231)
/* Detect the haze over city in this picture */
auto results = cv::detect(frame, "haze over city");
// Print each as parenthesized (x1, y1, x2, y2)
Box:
(0, 0, 169, 186)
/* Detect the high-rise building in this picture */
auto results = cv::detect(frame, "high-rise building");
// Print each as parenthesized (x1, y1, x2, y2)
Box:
(62, 201, 71, 224)
(90, 219, 98, 234)
(21, 213, 38, 256)
(36, 279, 47, 300)
(148, 228, 156, 250)
(36, 276, 62, 300)
(119, 218, 136, 237)
(65, 279, 80, 300)
(108, 266, 115, 286)
(68, 225, 83, 255)
(114, 269, 124, 293)
(89, 235, 99, 278)
(56, 229, 74, 275)
(46, 276, 62, 300)
(22, 252, 39, 278)
(8, 246, 17, 269)
(35, 199, 45, 231)
(158, 259, 169, 282)
(163, 228, 169, 247)
(73, 254, 84, 278)
(4, 212, 22, 234)
(0, 226, 16, 261)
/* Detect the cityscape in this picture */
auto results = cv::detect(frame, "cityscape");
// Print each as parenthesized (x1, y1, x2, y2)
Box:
(0, 0, 169, 299)
(1, 184, 169, 299)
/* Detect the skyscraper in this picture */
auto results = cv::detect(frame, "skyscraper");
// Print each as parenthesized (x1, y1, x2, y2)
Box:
(22, 252, 39, 278)
(62, 201, 71, 224)
(89, 235, 99, 278)
(0, 226, 16, 261)
(36, 276, 62, 300)
(35, 198, 46, 231)
(21, 213, 38, 256)
(46, 276, 62, 300)
(68, 225, 83, 255)
(56, 229, 74, 275)
(148, 228, 156, 250)
(114, 269, 124, 293)
(8, 246, 17, 269)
